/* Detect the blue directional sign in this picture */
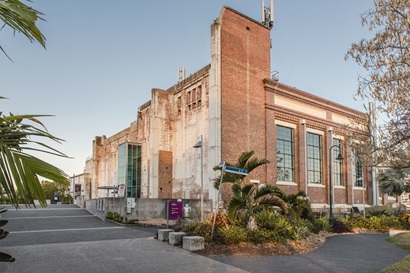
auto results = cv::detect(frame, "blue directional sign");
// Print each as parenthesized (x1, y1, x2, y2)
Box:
(225, 166, 248, 176)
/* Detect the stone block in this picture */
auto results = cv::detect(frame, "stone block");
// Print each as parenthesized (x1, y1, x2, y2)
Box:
(182, 236, 204, 251)
(157, 229, 174, 241)
(168, 232, 187, 246)
(389, 229, 410, 237)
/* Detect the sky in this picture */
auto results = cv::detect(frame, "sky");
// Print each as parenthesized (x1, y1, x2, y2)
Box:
(1, 0, 374, 177)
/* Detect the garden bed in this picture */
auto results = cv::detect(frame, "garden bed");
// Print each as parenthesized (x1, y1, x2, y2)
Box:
(194, 231, 330, 257)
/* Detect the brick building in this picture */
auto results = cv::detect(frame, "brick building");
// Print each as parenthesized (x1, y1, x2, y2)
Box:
(84, 6, 376, 212)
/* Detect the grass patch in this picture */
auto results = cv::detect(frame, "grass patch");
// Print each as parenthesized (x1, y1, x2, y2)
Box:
(379, 255, 410, 273)
(386, 232, 410, 252)
(381, 233, 410, 273)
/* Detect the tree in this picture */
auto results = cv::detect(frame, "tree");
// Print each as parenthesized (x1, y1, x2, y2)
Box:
(379, 168, 410, 196)
(40, 180, 70, 202)
(213, 150, 270, 190)
(227, 183, 288, 229)
(346, 0, 410, 113)
(346, 0, 410, 194)
(0, 0, 46, 59)
(0, 106, 70, 207)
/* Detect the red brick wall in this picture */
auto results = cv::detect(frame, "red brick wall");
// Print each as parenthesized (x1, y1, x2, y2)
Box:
(158, 150, 173, 198)
(220, 8, 271, 183)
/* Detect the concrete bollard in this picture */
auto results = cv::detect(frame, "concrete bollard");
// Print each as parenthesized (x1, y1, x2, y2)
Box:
(157, 229, 174, 242)
(182, 236, 204, 251)
(168, 232, 187, 246)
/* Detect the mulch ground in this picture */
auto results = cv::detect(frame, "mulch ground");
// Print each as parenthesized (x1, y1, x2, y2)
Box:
(194, 232, 331, 257)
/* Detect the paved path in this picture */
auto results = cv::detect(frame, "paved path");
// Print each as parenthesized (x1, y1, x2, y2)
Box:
(0, 205, 248, 273)
(210, 234, 409, 273)
(0, 205, 408, 273)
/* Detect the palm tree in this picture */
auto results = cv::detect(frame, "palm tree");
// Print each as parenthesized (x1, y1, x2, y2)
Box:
(0, 0, 46, 59)
(213, 150, 270, 189)
(0, 109, 69, 207)
(227, 183, 288, 229)
(379, 168, 410, 196)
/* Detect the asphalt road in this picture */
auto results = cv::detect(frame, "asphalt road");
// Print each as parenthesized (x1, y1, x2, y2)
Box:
(211, 234, 409, 273)
(0, 204, 408, 273)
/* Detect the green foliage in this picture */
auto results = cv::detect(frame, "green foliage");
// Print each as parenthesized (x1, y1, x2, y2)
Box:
(38, 180, 71, 203)
(248, 228, 282, 243)
(106, 211, 125, 222)
(0, 109, 69, 207)
(0, 0, 46, 59)
(379, 169, 410, 196)
(254, 209, 277, 229)
(218, 225, 248, 245)
(283, 190, 311, 220)
(227, 183, 288, 228)
(0, 206, 14, 262)
(181, 221, 214, 242)
(312, 217, 332, 233)
(290, 223, 310, 241)
(398, 211, 410, 224)
(382, 233, 410, 273)
(332, 219, 353, 233)
(367, 209, 390, 217)
(341, 215, 405, 231)
(213, 151, 270, 190)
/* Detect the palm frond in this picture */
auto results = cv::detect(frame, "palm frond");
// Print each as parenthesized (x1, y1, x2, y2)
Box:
(236, 151, 254, 168)
(243, 157, 270, 173)
(0, 0, 46, 48)
(227, 197, 244, 220)
(0, 111, 69, 207)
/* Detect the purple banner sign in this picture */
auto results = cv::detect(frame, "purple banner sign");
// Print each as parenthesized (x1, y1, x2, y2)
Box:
(168, 200, 183, 220)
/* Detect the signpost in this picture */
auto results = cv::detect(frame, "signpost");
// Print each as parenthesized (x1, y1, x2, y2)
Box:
(167, 200, 183, 227)
(210, 162, 248, 241)
(225, 166, 249, 176)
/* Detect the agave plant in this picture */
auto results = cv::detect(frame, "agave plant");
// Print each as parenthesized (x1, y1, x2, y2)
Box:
(0, 106, 69, 207)
(0, 207, 14, 262)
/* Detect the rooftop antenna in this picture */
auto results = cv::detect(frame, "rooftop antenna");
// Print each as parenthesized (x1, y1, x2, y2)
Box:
(178, 66, 185, 83)
(261, 0, 274, 29)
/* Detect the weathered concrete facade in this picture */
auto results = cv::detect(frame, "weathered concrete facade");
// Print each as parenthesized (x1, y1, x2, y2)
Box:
(84, 6, 373, 213)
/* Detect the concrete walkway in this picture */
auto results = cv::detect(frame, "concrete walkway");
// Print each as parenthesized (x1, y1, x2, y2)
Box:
(0, 237, 250, 273)
(210, 234, 409, 273)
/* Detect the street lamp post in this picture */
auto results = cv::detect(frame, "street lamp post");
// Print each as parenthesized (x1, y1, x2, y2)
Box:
(193, 135, 204, 222)
(329, 145, 344, 221)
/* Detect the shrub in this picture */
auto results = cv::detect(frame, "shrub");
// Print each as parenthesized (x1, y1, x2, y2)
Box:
(312, 217, 332, 233)
(248, 228, 282, 243)
(341, 215, 404, 231)
(332, 219, 353, 233)
(273, 215, 293, 238)
(254, 209, 277, 229)
(289, 218, 311, 241)
(207, 211, 233, 229)
(218, 225, 248, 244)
(368, 209, 389, 217)
(181, 221, 213, 242)
(106, 211, 115, 220)
(398, 211, 410, 224)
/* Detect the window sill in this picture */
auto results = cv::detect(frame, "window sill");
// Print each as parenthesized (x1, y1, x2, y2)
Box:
(353, 187, 366, 190)
(277, 181, 297, 186)
(334, 185, 345, 189)
(308, 183, 325, 188)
